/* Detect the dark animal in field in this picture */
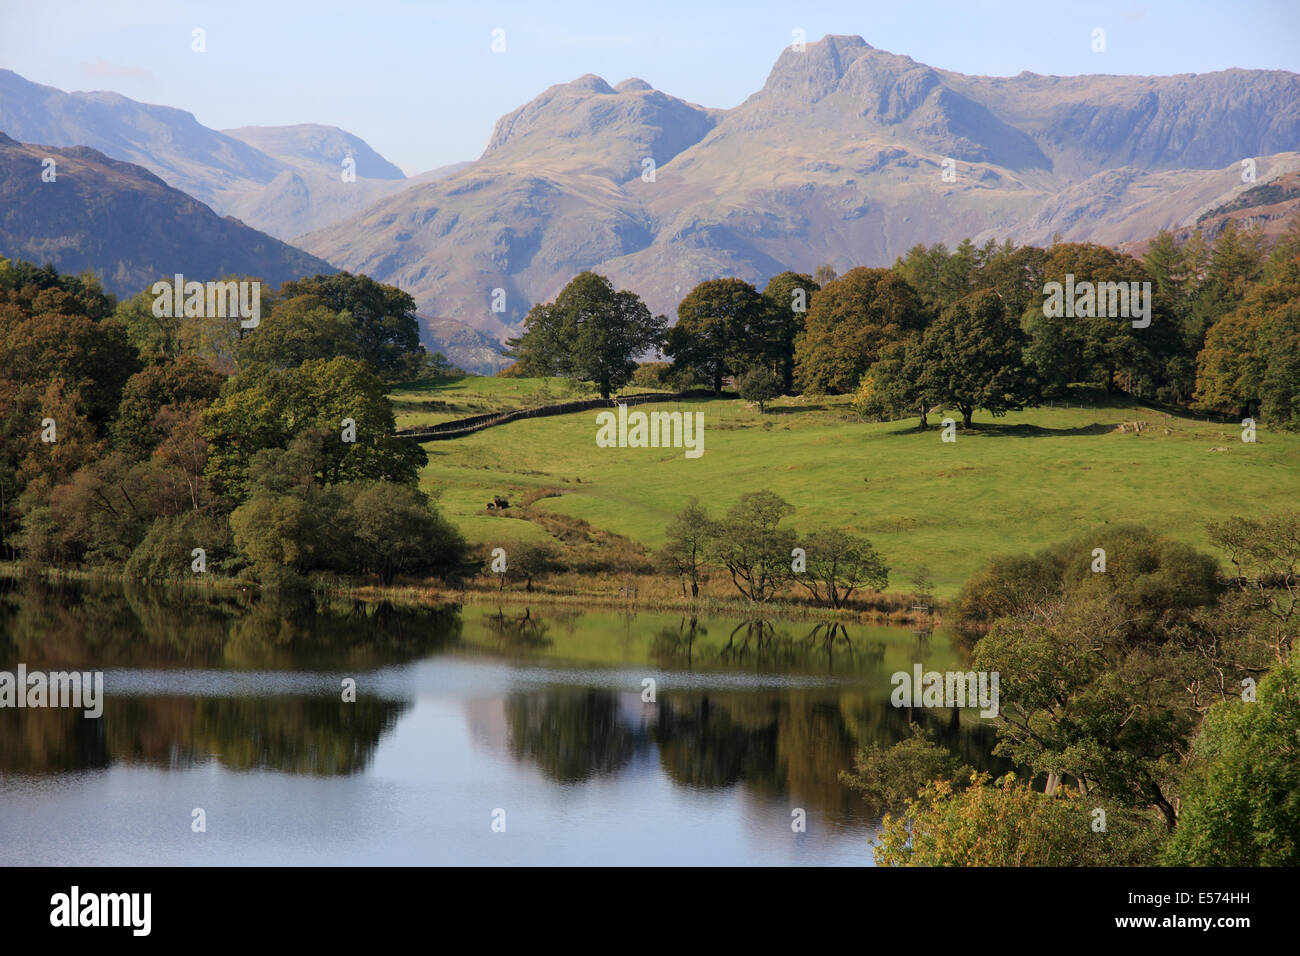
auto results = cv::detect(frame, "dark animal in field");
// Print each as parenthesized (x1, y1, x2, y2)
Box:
(487, 496, 510, 511)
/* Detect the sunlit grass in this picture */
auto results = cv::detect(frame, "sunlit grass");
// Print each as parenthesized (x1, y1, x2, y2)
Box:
(397, 376, 1300, 598)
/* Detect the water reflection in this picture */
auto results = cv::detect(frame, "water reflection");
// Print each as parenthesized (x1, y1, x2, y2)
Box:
(1, 578, 1004, 861)
(0, 578, 456, 775)
(484, 606, 552, 651)
(504, 689, 648, 783)
(647, 616, 888, 677)
(0, 577, 462, 671)
(0, 695, 406, 776)
(498, 685, 1002, 821)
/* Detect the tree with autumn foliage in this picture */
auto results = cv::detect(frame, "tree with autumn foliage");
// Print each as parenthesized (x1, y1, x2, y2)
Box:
(793, 267, 927, 394)
(1194, 253, 1300, 426)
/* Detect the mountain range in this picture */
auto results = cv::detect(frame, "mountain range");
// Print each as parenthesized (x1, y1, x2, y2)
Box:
(3, 35, 1300, 372)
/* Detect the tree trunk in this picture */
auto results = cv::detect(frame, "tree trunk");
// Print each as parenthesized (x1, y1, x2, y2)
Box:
(600, 380, 610, 400)
(713, 370, 722, 393)
(1153, 791, 1178, 832)
(918, 403, 928, 429)
(961, 405, 974, 428)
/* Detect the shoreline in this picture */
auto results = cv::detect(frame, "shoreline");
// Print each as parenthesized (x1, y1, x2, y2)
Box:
(0, 562, 942, 626)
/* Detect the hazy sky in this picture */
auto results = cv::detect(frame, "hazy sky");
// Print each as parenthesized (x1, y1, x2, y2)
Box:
(4, 0, 1299, 174)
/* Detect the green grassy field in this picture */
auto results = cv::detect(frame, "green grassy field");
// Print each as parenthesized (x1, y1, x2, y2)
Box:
(400, 377, 1300, 598)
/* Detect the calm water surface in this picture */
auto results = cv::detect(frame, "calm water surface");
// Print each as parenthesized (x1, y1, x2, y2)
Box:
(0, 580, 999, 865)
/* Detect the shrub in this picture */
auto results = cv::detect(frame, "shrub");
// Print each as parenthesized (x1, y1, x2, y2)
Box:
(126, 512, 233, 581)
(736, 366, 782, 412)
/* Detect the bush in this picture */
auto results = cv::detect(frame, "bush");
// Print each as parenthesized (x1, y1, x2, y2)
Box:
(953, 524, 1221, 638)
(876, 772, 1164, 866)
(499, 540, 560, 592)
(230, 489, 334, 583)
(346, 482, 468, 584)
(126, 512, 233, 581)
(736, 366, 782, 412)
(840, 726, 971, 817)
(230, 480, 468, 587)
(631, 361, 673, 389)
(953, 551, 1065, 633)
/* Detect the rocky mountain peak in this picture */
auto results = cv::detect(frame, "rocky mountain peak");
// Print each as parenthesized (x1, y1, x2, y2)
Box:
(758, 34, 876, 103)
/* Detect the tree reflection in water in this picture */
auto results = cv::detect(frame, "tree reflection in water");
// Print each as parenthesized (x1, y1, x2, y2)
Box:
(484, 606, 551, 651)
(1, 582, 1005, 823)
(0, 577, 461, 776)
(495, 616, 1004, 824)
(650, 616, 887, 677)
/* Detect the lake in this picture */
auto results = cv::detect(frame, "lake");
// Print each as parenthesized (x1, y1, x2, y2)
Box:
(0, 579, 999, 865)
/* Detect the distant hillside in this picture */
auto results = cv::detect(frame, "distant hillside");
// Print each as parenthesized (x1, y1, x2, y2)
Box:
(1194, 170, 1300, 238)
(0, 69, 411, 240)
(298, 73, 723, 339)
(423, 317, 510, 375)
(222, 124, 406, 180)
(1118, 169, 1300, 255)
(0, 133, 334, 298)
(6, 37, 1300, 353)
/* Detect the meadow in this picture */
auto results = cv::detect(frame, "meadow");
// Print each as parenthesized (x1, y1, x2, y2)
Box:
(399, 376, 1300, 599)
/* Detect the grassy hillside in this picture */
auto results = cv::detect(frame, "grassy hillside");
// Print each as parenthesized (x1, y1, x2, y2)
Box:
(388, 374, 598, 429)
(401, 376, 1300, 598)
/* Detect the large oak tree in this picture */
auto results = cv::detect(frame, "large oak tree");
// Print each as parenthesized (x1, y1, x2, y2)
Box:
(506, 272, 665, 399)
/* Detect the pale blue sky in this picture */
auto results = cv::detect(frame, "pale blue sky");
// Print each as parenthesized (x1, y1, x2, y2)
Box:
(3, 0, 1299, 174)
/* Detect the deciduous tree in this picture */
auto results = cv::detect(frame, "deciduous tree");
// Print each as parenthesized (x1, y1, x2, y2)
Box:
(507, 272, 665, 399)
(794, 267, 926, 394)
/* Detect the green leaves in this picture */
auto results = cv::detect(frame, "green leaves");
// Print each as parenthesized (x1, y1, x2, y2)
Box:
(666, 278, 769, 393)
(735, 366, 781, 412)
(876, 771, 1161, 867)
(793, 267, 926, 394)
(1165, 653, 1300, 865)
(794, 528, 888, 609)
(202, 357, 424, 503)
(275, 272, 424, 381)
(1195, 253, 1300, 426)
(507, 272, 665, 399)
(841, 725, 970, 819)
(914, 288, 1035, 426)
(231, 475, 468, 586)
(708, 490, 796, 604)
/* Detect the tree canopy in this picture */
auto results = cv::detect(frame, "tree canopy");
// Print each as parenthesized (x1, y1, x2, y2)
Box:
(794, 267, 926, 394)
(506, 271, 665, 399)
